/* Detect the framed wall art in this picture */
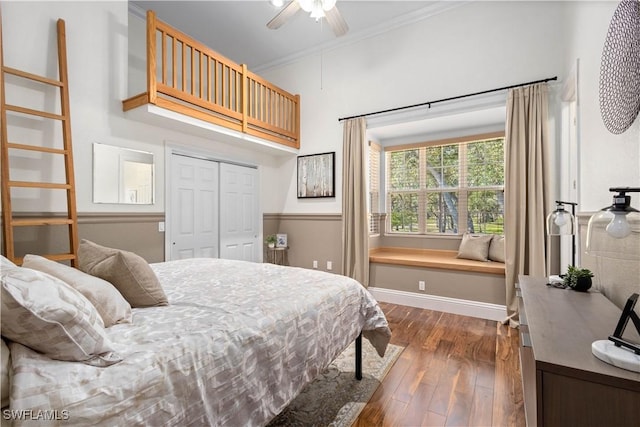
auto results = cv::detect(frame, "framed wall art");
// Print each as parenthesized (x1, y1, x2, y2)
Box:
(276, 233, 288, 248)
(297, 152, 335, 198)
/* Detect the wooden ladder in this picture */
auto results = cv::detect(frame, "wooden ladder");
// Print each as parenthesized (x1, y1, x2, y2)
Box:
(0, 18, 79, 266)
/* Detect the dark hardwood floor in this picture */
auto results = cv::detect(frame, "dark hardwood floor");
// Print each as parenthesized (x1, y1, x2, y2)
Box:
(354, 302, 525, 427)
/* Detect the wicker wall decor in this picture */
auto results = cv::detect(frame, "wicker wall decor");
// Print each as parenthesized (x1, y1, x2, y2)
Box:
(599, 0, 640, 134)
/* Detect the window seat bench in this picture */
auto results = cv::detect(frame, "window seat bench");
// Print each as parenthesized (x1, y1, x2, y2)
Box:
(368, 247, 507, 320)
(369, 247, 505, 276)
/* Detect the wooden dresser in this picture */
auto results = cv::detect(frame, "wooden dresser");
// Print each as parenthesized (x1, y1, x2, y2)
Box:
(517, 275, 640, 427)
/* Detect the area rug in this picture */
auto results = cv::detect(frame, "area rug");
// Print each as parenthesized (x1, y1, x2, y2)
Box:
(267, 340, 404, 427)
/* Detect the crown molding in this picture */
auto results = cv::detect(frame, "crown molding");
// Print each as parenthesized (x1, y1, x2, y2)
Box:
(128, 2, 146, 20)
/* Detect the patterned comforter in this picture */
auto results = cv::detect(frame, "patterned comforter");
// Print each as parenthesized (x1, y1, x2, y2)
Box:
(7, 258, 391, 426)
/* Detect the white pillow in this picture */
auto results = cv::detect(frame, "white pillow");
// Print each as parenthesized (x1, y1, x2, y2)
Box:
(456, 233, 493, 262)
(1, 255, 17, 271)
(1, 266, 122, 367)
(23, 254, 132, 327)
(488, 235, 505, 263)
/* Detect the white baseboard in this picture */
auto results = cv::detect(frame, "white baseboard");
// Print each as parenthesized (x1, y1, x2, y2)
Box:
(368, 287, 507, 322)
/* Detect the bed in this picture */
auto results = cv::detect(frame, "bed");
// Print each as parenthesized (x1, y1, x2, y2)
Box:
(1, 252, 391, 426)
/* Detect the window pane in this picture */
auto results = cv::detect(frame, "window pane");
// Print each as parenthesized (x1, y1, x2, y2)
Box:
(426, 145, 458, 188)
(425, 146, 442, 166)
(467, 190, 504, 234)
(389, 192, 419, 233)
(425, 192, 458, 233)
(443, 166, 458, 187)
(442, 145, 458, 166)
(426, 167, 440, 188)
(369, 143, 380, 235)
(369, 213, 380, 235)
(467, 139, 504, 187)
(389, 149, 419, 190)
(385, 136, 504, 236)
(369, 192, 380, 234)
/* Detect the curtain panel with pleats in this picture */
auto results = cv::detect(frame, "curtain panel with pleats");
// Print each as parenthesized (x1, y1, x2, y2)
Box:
(504, 83, 550, 327)
(341, 118, 369, 287)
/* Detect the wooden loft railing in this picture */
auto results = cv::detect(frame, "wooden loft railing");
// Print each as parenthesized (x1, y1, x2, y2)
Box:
(123, 10, 300, 149)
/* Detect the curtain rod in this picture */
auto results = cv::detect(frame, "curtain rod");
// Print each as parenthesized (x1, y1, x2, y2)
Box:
(337, 76, 558, 122)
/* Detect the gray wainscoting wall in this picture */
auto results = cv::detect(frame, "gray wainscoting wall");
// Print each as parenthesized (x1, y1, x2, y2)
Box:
(5, 213, 165, 263)
(263, 213, 342, 273)
(79, 213, 165, 262)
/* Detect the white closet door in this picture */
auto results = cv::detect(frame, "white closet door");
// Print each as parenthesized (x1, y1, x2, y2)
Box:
(219, 163, 259, 262)
(170, 154, 219, 260)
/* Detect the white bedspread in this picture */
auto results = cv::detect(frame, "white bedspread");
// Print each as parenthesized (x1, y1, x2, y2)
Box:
(7, 258, 391, 426)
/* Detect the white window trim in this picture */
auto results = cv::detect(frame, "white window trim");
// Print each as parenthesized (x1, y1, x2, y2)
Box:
(384, 132, 505, 236)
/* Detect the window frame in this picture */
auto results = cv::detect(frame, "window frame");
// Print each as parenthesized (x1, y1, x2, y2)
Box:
(368, 140, 382, 235)
(384, 132, 505, 236)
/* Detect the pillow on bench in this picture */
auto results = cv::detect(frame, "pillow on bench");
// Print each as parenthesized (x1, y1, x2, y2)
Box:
(488, 235, 505, 263)
(456, 233, 493, 262)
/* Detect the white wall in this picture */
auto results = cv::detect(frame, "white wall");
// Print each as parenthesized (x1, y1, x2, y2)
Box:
(562, 1, 640, 309)
(2, 1, 285, 216)
(563, 1, 640, 213)
(260, 1, 573, 214)
(4, 1, 636, 219)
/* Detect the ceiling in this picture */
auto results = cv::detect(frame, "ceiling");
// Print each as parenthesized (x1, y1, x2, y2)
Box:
(129, 0, 504, 144)
(130, 1, 448, 71)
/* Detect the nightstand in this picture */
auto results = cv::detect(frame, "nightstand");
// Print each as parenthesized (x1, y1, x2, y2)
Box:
(266, 246, 289, 265)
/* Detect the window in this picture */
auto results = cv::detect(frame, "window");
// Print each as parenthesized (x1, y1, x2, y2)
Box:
(368, 141, 381, 234)
(386, 134, 505, 235)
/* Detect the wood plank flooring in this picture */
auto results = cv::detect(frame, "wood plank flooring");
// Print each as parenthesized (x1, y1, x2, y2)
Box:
(354, 302, 525, 427)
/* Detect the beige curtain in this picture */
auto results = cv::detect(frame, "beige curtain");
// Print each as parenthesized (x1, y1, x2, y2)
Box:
(504, 83, 550, 327)
(341, 117, 369, 287)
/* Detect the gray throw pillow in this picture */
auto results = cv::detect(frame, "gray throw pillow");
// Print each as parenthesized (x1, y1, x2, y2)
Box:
(78, 240, 168, 308)
(488, 235, 505, 263)
(456, 233, 493, 262)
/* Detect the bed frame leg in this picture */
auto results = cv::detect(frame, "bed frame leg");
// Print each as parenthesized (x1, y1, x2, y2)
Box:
(355, 333, 362, 380)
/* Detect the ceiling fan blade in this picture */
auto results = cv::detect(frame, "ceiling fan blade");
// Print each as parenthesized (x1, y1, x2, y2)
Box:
(325, 5, 348, 37)
(267, 1, 301, 30)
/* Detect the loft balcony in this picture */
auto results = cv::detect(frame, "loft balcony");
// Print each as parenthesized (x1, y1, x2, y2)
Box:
(123, 10, 300, 151)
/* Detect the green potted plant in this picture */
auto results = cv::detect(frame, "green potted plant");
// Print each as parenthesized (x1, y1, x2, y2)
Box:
(265, 234, 277, 248)
(562, 265, 594, 292)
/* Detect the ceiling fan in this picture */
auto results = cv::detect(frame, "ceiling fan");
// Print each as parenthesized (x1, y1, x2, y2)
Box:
(267, 0, 349, 37)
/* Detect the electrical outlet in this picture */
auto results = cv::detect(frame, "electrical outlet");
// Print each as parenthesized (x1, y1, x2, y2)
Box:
(326, 261, 332, 270)
(313, 260, 318, 269)
(418, 280, 425, 291)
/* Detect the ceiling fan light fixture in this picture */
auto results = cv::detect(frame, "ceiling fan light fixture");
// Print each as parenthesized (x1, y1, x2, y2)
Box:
(299, 0, 334, 18)
(310, 7, 325, 20)
(267, 0, 348, 36)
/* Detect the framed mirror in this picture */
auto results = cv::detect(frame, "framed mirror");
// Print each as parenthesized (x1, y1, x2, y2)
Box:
(93, 143, 154, 204)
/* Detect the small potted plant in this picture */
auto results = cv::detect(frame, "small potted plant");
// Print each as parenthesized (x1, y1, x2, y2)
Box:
(265, 234, 277, 248)
(562, 265, 594, 292)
